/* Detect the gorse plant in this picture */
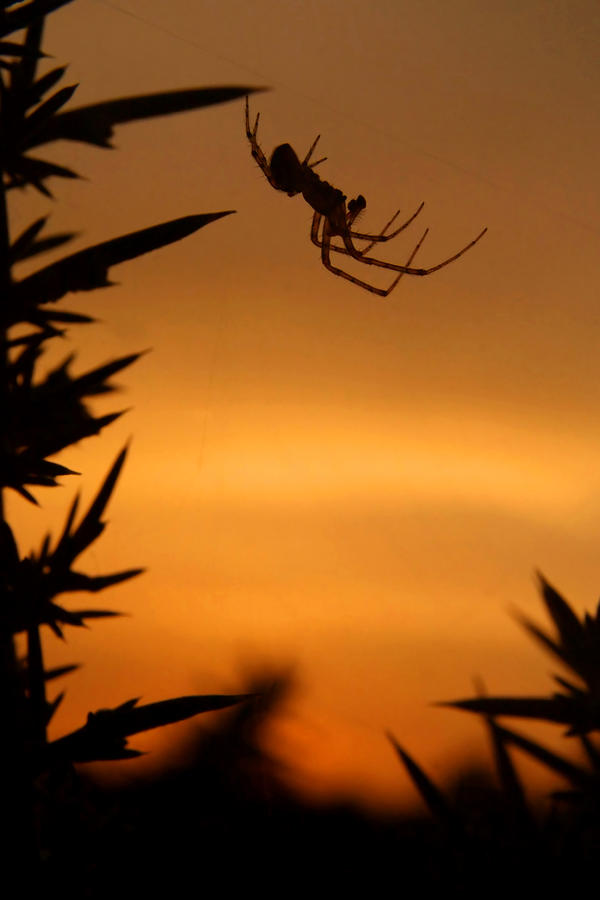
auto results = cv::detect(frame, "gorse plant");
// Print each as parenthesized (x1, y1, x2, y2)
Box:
(389, 574, 600, 888)
(447, 573, 600, 735)
(0, 0, 259, 873)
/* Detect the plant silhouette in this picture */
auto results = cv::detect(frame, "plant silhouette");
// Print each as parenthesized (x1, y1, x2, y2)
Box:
(0, 0, 260, 876)
(389, 573, 600, 889)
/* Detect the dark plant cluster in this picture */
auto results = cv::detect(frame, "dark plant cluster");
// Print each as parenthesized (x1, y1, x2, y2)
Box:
(0, 0, 257, 877)
(389, 573, 600, 888)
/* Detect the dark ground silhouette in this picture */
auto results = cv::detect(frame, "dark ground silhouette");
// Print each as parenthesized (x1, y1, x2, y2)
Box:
(38, 676, 600, 897)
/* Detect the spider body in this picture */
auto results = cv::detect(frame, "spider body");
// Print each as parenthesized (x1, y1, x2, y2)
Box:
(268, 141, 348, 221)
(245, 98, 487, 297)
(269, 141, 369, 242)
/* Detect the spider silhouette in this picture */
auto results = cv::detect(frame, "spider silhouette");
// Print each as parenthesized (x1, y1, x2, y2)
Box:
(245, 98, 487, 297)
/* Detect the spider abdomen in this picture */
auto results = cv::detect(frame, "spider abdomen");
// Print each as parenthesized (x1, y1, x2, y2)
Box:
(270, 143, 304, 195)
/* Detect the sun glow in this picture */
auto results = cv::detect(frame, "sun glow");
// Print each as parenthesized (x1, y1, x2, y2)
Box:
(126, 408, 600, 528)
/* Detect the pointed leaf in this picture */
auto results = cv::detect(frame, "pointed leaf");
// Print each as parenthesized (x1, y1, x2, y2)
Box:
(553, 674, 586, 696)
(11, 216, 76, 263)
(14, 212, 235, 306)
(485, 717, 529, 816)
(26, 65, 67, 107)
(0, 520, 20, 567)
(10, 215, 47, 260)
(0, 1, 74, 39)
(12, 484, 39, 505)
(7, 155, 79, 192)
(39, 532, 50, 560)
(3, 450, 80, 502)
(43, 663, 80, 682)
(60, 568, 144, 593)
(514, 611, 566, 664)
(40, 309, 94, 324)
(537, 572, 584, 648)
(53, 491, 80, 558)
(440, 695, 577, 726)
(387, 732, 460, 828)
(20, 84, 78, 144)
(69, 609, 123, 622)
(46, 605, 88, 629)
(34, 459, 79, 478)
(87, 409, 126, 431)
(24, 409, 125, 457)
(0, 40, 44, 58)
(26, 86, 264, 148)
(73, 446, 126, 539)
(495, 722, 597, 790)
(47, 734, 142, 763)
(8, 334, 43, 382)
(9, 12, 43, 87)
(101, 693, 254, 736)
(45, 691, 65, 725)
(53, 447, 128, 566)
(114, 698, 140, 713)
(48, 693, 251, 764)
(13, 602, 118, 635)
(580, 734, 600, 773)
(5, 329, 57, 348)
(73, 352, 143, 394)
(13, 465, 80, 488)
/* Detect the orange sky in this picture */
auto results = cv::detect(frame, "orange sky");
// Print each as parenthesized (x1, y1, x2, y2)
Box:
(8, 0, 600, 809)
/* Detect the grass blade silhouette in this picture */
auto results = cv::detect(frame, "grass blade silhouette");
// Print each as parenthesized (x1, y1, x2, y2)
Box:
(387, 732, 461, 829)
(49, 694, 254, 763)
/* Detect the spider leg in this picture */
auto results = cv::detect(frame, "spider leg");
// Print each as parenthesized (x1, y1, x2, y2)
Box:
(315, 203, 425, 258)
(320, 221, 429, 297)
(301, 134, 327, 169)
(349, 202, 425, 255)
(245, 96, 282, 191)
(322, 203, 425, 259)
(338, 226, 487, 275)
(313, 204, 484, 278)
(310, 211, 323, 248)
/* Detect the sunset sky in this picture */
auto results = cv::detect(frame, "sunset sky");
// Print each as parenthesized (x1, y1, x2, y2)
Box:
(8, 0, 600, 809)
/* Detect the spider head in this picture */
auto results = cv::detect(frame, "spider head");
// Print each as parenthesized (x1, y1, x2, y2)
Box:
(270, 143, 303, 196)
(348, 195, 366, 222)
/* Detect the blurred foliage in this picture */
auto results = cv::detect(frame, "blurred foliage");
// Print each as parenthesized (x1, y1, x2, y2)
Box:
(390, 574, 600, 890)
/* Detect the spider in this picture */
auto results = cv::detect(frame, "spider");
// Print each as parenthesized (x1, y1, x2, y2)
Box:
(245, 97, 487, 297)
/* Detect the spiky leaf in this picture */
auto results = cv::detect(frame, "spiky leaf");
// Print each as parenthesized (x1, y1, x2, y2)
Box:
(388, 732, 460, 828)
(494, 722, 598, 791)
(10, 216, 77, 262)
(0, 0, 74, 39)
(26, 86, 264, 149)
(11, 212, 234, 312)
(48, 693, 252, 763)
(439, 694, 600, 733)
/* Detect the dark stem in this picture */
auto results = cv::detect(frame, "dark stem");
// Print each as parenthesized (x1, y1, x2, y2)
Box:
(27, 625, 48, 745)
(0, 55, 39, 876)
